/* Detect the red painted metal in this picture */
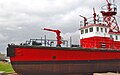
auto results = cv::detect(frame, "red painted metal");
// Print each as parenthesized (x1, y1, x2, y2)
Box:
(7, 0, 120, 74)
(80, 15, 87, 26)
(8, 45, 120, 74)
(80, 36, 120, 50)
(79, 24, 109, 30)
(93, 8, 97, 24)
(10, 47, 120, 62)
(101, 0, 119, 32)
(43, 28, 62, 46)
(106, 0, 111, 11)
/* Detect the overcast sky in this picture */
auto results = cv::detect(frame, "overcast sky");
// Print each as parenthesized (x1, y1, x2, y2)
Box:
(0, 0, 120, 53)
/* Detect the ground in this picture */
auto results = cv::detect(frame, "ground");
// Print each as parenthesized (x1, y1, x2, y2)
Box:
(0, 61, 14, 73)
(0, 61, 120, 75)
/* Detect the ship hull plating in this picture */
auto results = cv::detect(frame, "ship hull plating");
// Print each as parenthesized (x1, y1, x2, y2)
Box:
(7, 45, 120, 75)
(11, 60, 120, 75)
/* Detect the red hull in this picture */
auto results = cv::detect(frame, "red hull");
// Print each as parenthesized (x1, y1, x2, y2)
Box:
(7, 45, 120, 75)
(7, 1, 120, 75)
(8, 45, 120, 61)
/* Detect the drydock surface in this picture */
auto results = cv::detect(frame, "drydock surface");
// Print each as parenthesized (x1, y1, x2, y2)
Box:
(1, 72, 119, 75)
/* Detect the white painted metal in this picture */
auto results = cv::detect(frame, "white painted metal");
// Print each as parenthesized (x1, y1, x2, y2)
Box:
(79, 24, 120, 41)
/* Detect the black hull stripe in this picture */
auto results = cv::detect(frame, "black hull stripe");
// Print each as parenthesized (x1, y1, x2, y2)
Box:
(11, 59, 120, 64)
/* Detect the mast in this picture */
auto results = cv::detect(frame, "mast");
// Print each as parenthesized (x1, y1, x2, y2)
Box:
(101, 0, 119, 33)
(93, 8, 97, 24)
(79, 15, 87, 26)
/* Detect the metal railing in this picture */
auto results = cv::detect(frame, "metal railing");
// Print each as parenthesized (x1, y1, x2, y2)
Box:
(80, 16, 106, 27)
(21, 38, 68, 47)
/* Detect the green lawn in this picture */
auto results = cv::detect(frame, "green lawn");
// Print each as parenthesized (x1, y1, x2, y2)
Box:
(0, 62, 14, 73)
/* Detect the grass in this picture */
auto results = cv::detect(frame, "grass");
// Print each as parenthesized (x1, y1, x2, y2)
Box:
(0, 61, 14, 73)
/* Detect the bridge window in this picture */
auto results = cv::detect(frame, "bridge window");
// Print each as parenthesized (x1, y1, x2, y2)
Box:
(85, 29, 88, 33)
(105, 28, 107, 33)
(89, 27, 93, 32)
(97, 27, 99, 32)
(110, 35, 113, 39)
(81, 30, 84, 34)
(116, 35, 118, 40)
(101, 28, 103, 32)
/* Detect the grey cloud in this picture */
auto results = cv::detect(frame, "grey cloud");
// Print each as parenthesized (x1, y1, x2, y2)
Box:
(0, 33, 8, 42)
(0, 0, 120, 53)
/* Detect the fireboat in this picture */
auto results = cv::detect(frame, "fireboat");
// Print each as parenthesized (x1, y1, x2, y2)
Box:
(7, 0, 120, 75)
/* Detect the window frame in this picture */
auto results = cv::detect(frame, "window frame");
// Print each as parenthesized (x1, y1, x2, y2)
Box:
(101, 28, 103, 32)
(89, 27, 93, 32)
(97, 27, 99, 32)
(85, 29, 88, 33)
(81, 30, 84, 34)
(116, 35, 118, 40)
(105, 28, 107, 33)
(110, 35, 113, 39)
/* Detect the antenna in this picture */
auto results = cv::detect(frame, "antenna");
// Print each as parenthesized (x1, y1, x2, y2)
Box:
(106, 0, 110, 4)
(101, 0, 119, 32)
(93, 8, 97, 24)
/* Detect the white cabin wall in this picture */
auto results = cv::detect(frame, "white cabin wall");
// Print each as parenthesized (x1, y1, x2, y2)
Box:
(110, 34, 120, 41)
(95, 26, 110, 38)
(80, 26, 95, 39)
(80, 26, 110, 39)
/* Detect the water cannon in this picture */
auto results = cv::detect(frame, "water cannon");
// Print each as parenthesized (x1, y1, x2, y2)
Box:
(43, 28, 62, 47)
(79, 15, 87, 26)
